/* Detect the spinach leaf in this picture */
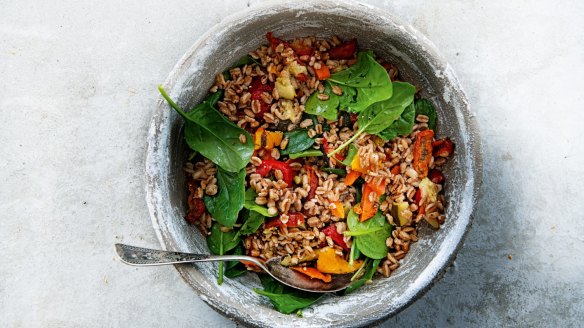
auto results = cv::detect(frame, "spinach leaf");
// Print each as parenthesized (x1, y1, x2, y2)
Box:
(305, 51, 393, 116)
(158, 86, 254, 173)
(207, 223, 241, 255)
(304, 82, 340, 120)
(207, 223, 241, 284)
(414, 99, 437, 131)
(254, 275, 321, 314)
(280, 129, 315, 155)
(377, 102, 415, 141)
(244, 188, 276, 217)
(337, 143, 358, 167)
(224, 244, 247, 279)
(327, 82, 415, 157)
(347, 209, 392, 260)
(320, 167, 347, 176)
(204, 167, 246, 227)
(329, 51, 391, 88)
(239, 210, 265, 236)
(344, 258, 381, 294)
(288, 149, 323, 159)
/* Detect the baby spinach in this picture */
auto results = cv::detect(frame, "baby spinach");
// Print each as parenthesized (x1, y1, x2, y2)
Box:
(254, 275, 321, 314)
(304, 82, 340, 120)
(320, 167, 347, 176)
(280, 129, 315, 155)
(238, 210, 265, 236)
(344, 258, 381, 294)
(207, 223, 241, 284)
(158, 85, 254, 173)
(337, 143, 358, 167)
(204, 167, 246, 228)
(414, 99, 437, 131)
(244, 188, 276, 217)
(305, 51, 393, 118)
(377, 102, 415, 141)
(224, 244, 247, 279)
(347, 209, 393, 260)
(327, 81, 416, 157)
(288, 149, 323, 159)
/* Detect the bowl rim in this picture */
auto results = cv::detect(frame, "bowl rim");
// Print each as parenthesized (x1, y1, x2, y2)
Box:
(145, 0, 482, 326)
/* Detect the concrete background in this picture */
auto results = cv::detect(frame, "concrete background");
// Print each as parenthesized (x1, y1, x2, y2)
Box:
(1, 0, 583, 327)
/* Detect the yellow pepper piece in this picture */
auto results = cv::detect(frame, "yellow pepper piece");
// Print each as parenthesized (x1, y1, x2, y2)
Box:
(254, 127, 283, 150)
(316, 247, 363, 274)
(330, 201, 345, 218)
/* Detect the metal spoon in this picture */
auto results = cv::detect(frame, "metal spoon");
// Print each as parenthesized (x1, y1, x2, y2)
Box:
(115, 243, 353, 293)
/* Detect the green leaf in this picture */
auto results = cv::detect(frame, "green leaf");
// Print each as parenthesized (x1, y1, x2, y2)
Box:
(204, 167, 246, 227)
(377, 102, 415, 141)
(280, 129, 315, 155)
(305, 51, 393, 117)
(224, 245, 247, 278)
(320, 167, 347, 176)
(244, 188, 276, 217)
(329, 51, 390, 88)
(206, 223, 241, 255)
(344, 258, 381, 294)
(347, 210, 392, 260)
(414, 99, 437, 131)
(304, 82, 340, 120)
(337, 143, 358, 167)
(328, 82, 415, 157)
(254, 275, 321, 314)
(357, 82, 416, 134)
(158, 86, 254, 173)
(288, 149, 323, 159)
(239, 210, 266, 235)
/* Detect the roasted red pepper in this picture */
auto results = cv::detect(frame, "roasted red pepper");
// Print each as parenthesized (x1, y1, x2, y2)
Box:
(305, 165, 319, 201)
(185, 179, 206, 223)
(322, 137, 345, 162)
(432, 138, 455, 158)
(329, 39, 357, 60)
(264, 212, 305, 229)
(256, 158, 295, 186)
(413, 130, 434, 178)
(249, 77, 273, 117)
(322, 224, 350, 251)
(414, 188, 422, 206)
(428, 169, 445, 184)
(266, 32, 288, 51)
(290, 39, 313, 56)
(186, 197, 205, 224)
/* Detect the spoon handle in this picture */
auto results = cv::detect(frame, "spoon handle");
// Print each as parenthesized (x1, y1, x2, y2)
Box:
(115, 243, 254, 266)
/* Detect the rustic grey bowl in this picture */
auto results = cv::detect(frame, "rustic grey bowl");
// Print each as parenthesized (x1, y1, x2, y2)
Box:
(145, 1, 482, 327)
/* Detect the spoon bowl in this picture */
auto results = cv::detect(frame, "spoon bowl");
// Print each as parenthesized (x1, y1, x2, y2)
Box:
(115, 243, 353, 293)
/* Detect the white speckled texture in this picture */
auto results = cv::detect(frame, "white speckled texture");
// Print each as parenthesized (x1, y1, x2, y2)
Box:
(1, 0, 583, 327)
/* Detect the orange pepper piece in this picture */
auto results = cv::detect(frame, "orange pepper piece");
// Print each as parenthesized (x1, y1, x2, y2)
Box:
(360, 184, 379, 222)
(316, 247, 362, 274)
(315, 65, 331, 80)
(413, 130, 434, 178)
(291, 266, 332, 283)
(344, 170, 361, 186)
(330, 201, 345, 218)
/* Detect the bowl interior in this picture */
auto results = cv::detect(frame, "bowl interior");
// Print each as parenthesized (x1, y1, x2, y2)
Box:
(146, 1, 481, 327)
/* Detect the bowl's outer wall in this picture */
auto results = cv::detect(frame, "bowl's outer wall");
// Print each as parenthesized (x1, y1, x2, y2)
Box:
(146, 1, 482, 327)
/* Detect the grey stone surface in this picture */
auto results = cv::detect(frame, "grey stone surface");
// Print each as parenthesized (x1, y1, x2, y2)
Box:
(0, 0, 582, 327)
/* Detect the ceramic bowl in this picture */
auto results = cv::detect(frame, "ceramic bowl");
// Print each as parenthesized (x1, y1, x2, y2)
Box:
(145, 1, 482, 326)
